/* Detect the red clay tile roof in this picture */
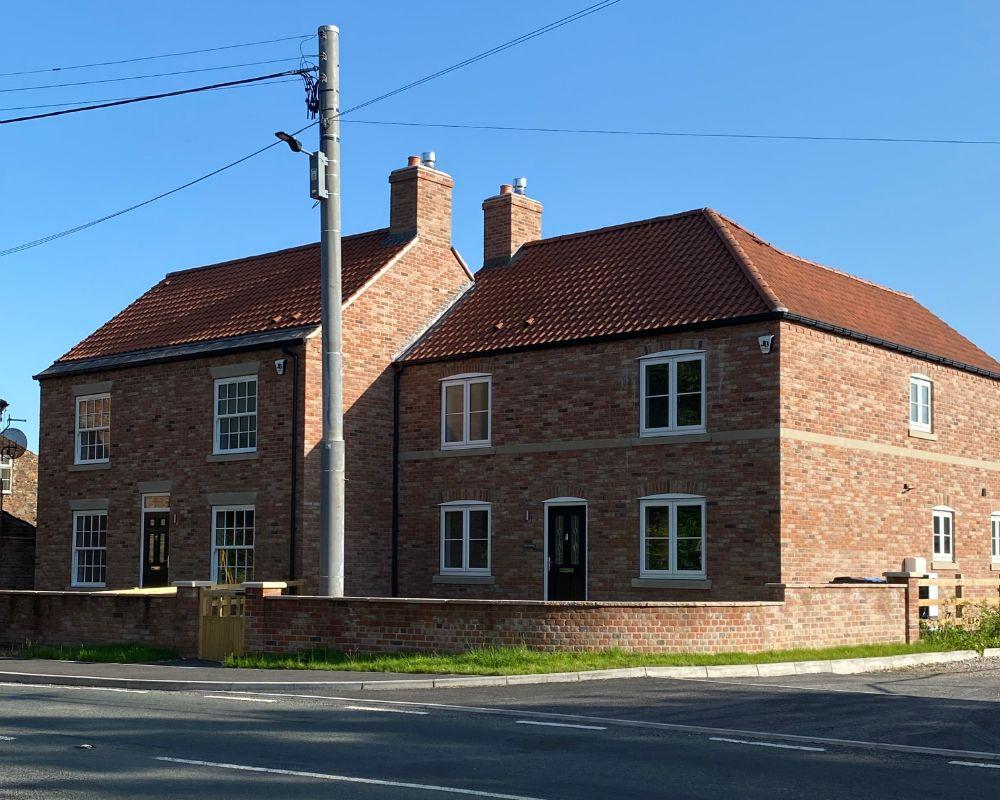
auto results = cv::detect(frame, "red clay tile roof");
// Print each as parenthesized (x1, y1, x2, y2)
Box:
(405, 209, 1000, 374)
(58, 230, 412, 362)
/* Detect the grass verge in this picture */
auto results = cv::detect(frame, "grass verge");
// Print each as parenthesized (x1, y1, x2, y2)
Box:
(18, 643, 179, 663)
(225, 640, 959, 675)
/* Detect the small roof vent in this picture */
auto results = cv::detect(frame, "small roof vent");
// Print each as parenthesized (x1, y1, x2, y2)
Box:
(421, 151, 436, 169)
(513, 177, 527, 195)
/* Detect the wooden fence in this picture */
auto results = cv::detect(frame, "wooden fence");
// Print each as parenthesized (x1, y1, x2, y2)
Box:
(917, 576, 1000, 621)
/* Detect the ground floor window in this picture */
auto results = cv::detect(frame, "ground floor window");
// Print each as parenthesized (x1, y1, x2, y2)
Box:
(72, 511, 107, 587)
(440, 502, 491, 575)
(932, 506, 954, 560)
(639, 495, 706, 578)
(212, 505, 254, 584)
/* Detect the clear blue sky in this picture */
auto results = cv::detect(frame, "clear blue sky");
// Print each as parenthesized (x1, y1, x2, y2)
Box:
(4, 1, 999, 450)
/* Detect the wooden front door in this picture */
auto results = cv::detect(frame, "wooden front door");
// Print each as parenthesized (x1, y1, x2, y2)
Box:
(547, 505, 586, 600)
(142, 510, 170, 587)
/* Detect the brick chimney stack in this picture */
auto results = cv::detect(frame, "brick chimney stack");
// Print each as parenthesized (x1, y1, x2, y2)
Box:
(389, 153, 453, 246)
(482, 179, 542, 268)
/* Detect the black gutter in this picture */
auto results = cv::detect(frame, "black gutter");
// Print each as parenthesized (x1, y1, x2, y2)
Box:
(391, 363, 401, 597)
(281, 345, 301, 589)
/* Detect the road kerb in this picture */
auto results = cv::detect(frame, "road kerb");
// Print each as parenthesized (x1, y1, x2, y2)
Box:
(0, 649, 987, 693)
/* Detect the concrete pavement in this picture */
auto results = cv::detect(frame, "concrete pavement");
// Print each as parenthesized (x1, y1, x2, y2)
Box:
(4, 663, 1000, 798)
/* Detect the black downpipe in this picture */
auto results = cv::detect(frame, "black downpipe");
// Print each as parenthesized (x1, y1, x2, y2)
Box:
(391, 363, 401, 597)
(282, 345, 300, 589)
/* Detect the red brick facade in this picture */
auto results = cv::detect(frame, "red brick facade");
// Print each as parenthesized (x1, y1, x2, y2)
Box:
(1, 448, 37, 589)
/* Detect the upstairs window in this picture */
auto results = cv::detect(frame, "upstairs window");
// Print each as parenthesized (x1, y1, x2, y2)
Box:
(441, 375, 491, 449)
(72, 511, 107, 587)
(909, 374, 933, 433)
(992, 513, 1000, 562)
(640, 351, 706, 436)
(214, 376, 257, 454)
(639, 495, 707, 578)
(932, 506, 954, 561)
(1, 456, 11, 494)
(440, 502, 491, 575)
(75, 393, 111, 464)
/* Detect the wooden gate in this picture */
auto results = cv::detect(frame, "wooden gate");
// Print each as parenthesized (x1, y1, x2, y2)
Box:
(198, 587, 246, 660)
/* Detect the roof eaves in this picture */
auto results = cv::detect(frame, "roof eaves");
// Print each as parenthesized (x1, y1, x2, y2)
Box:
(781, 312, 1000, 382)
(702, 208, 785, 313)
(35, 325, 318, 380)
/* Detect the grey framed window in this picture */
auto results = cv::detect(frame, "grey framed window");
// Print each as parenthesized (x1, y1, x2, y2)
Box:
(639, 352, 706, 436)
(72, 511, 108, 587)
(441, 375, 491, 449)
(75, 393, 111, 464)
(211, 505, 255, 584)
(214, 377, 257, 454)
(639, 495, 706, 578)
(440, 502, 491, 574)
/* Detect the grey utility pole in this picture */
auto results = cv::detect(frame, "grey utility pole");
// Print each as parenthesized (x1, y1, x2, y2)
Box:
(318, 24, 345, 597)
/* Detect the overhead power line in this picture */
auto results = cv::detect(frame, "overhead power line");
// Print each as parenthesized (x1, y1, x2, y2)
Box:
(0, 0, 625, 258)
(0, 34, 312, 78)
(0, 77, 301, 112)
(343, 119, 1000, 147)
(0, 57, 310, 93)
(0, 69, 313, 125)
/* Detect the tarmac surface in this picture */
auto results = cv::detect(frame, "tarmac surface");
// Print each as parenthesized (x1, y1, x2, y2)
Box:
(3, 657, 1000, 798)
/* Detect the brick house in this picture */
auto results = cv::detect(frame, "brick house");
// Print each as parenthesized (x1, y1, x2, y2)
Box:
(1, 441, 38, 589)
(33, 156, 1000, 602)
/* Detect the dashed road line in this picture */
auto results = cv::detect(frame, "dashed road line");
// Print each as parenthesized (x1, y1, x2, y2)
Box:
(154, 756, 548, 799)
(950, 760, 1000, 769)
(710, 737, 826, 752)
(202, 695, 277, 703)
(0, 735, 16, 741)
(515, 720, 607, 731)
(0, 681, 147, 694)
(343, 705, 430, 715)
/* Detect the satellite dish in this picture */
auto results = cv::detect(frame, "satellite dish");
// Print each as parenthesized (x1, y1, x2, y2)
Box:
(0, 428, 27, 460)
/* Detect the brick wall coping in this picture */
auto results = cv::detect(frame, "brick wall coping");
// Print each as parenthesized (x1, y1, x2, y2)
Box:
(265, 595, 785, 609)
(0, 589, 177, 598)
(767, 582, 905, 590)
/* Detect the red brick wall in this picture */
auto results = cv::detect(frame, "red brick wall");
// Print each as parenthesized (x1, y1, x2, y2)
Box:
(778, 320, 1000, 593)
(397, 323, 782, 600)
(244, 583, 905, 654)
(0, 587, 199, 655)
(482, 190, 542, 266)
(3, 448, 37, 526)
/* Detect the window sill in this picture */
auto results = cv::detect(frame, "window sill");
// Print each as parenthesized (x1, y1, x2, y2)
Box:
(632, 577, 712, 590)
(207, 451, 259, 463)
(991, 563, 1000, 572)
(908, 428, 937, 441)
(69, 462, 111, 472)
(433, 574, 495, 585)
(638, 429, 709, 443)
(437, 446, 496, 457)
(931, 561, 959, 571)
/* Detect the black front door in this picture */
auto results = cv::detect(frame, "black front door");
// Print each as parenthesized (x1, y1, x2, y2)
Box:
(142, 511, 170, 587)
(547, 505, 586, 600)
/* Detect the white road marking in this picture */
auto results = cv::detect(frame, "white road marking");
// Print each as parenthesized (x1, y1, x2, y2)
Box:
(343, 705, 429, 715)
(0, 735, 16, 741)
(950, 760, 1000, 769)
(515, 720, 606, 731)
(154, 756, 547, 799)
(710, 737, 825, 752)
(202, 695, 276, 703)
(0, 682, 147, 694)
(220, 691, 1000, 762)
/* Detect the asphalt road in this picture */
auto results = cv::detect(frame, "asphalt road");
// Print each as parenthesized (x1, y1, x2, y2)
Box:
(3, 666, 1000, 799)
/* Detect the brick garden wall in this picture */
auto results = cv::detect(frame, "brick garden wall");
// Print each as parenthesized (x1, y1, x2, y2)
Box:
(0, 587, 199, 656)
(244, 583, 906, 655)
